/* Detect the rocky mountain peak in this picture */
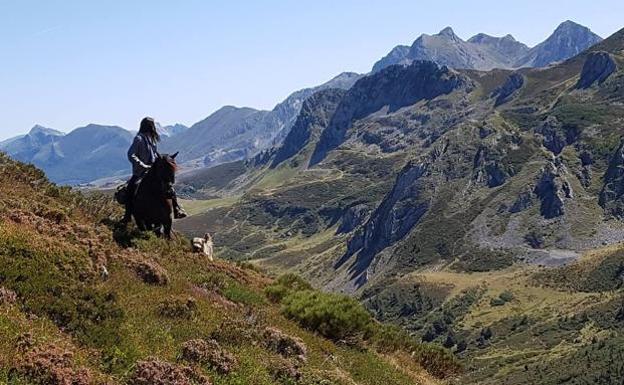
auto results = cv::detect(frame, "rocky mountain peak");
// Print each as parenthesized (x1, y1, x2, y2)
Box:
(28, 125, 63, 137)
(438, 26, 458, 39)
(516, 20, 602, 67)
(373, 21, 602, 72)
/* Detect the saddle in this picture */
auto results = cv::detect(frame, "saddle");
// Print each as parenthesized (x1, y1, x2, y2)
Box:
(114, 176, 144, 205)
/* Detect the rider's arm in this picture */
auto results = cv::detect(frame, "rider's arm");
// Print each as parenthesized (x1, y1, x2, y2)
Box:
(128, 136, 152, 171)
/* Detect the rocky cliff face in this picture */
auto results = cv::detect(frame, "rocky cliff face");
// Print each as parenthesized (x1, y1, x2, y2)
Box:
(310, 61, 472, 165)
(371, 45, 411, 73)
(534, 161, 572, 219)
(271, 88, 346, 168)
(576, 51, 617, 88)
(492, 73, 524, 106)
(338, 160, 431, 280)
(600, 140, 624, 218)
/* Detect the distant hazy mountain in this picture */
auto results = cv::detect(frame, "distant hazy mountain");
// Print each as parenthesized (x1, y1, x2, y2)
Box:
(0, 125, 65, 163)
(0, 124, 133, 185)
(159, 123, 188, 138)
(161, 72, 363, 167)
(372, 20, 602, 72)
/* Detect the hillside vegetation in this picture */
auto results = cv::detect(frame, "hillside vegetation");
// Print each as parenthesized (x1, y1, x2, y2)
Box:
(173, 27, 624, 383)
(0, 153, 460, 384)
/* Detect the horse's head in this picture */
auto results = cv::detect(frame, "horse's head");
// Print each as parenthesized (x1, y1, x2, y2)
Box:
(153, 152, 179, 185)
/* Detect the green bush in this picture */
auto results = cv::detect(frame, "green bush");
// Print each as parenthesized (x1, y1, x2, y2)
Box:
(281, 290, 372, 341)
(490, 290, 514, 306)
(499, 290, 514, 302)
(264, 273, 312, 303)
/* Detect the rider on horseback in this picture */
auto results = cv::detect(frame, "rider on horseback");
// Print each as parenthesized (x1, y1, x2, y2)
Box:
(122, 117, 187, 224)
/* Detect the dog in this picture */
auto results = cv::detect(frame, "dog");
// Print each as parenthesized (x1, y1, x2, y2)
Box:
(192, 233, 214, 261)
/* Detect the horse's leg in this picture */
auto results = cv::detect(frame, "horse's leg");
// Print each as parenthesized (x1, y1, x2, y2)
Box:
(135, 217, 147, 231)
(163, 218, 173, 240)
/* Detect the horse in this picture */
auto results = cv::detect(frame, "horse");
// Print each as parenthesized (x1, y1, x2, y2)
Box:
(131, 152, 179, 239)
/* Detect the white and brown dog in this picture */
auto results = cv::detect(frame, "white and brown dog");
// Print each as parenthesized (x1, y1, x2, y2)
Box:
(192, 233, 214, 261)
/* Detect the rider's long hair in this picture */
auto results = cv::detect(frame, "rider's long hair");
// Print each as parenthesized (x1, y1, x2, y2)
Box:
(139, 117, 160, 143)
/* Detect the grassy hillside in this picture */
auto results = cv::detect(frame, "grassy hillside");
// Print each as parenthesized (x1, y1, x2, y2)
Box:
(0, 153, 460, 384)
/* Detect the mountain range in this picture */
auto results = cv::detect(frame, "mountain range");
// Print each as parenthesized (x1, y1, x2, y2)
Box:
(372, 20, 602, 72)
(0, 21, 603, 186)
(174, 24, 624, 384)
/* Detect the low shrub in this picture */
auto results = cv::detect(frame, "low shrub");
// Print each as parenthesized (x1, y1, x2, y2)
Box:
(268, 357, 302, 384)
(263, 327, 307, 361)
(135, 260, 170, 286)
(157, 297, 198, 319)
(11, 344, 93, 385)
(180, 339, 238, 375)
(490, 290, 514, 306)
(128, 358, 211, 385)
(210, 318, 261, 346)
(0, 287, 17, 305)
(264, 274, 312, 303)
(281, 290, 372, 341)
(0, 225, 125, 349)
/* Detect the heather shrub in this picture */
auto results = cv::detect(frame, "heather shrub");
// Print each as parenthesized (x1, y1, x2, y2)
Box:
(157, 297, 198, 319)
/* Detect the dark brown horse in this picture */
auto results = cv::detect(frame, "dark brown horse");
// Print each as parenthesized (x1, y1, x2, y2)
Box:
(131, 152, 179, 239)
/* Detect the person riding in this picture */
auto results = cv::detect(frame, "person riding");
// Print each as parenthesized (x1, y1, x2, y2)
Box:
(122, 117, 187, 223)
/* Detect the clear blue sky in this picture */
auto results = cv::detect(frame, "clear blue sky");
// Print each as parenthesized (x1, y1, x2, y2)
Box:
(1, 0, 623, 140)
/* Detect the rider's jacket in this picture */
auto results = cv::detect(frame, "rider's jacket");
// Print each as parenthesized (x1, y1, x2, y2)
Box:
(128, 133, 158, 177)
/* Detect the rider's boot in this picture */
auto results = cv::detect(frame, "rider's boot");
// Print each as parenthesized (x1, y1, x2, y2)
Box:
(173, 198, 188, 219)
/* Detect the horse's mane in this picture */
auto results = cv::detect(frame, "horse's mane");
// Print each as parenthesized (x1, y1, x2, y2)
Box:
(163, 157, 177, 172)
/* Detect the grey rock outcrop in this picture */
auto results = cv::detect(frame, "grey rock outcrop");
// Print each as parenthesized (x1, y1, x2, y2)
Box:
(576, 51, 617, 89)
(492, 73, 524, 106)
(599, 140, 624, 218)
(336, 160, 430, 277)
(271, 89, 346, 168)
(372, 45, 411, 73)
(311, 61, 471, 165)
(473, 146, 509, 187)
(534, 162, 572, 219)
(336, 204, 369, 234)
(509, 190, 534, 213)
(536, 116, 567, 155)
